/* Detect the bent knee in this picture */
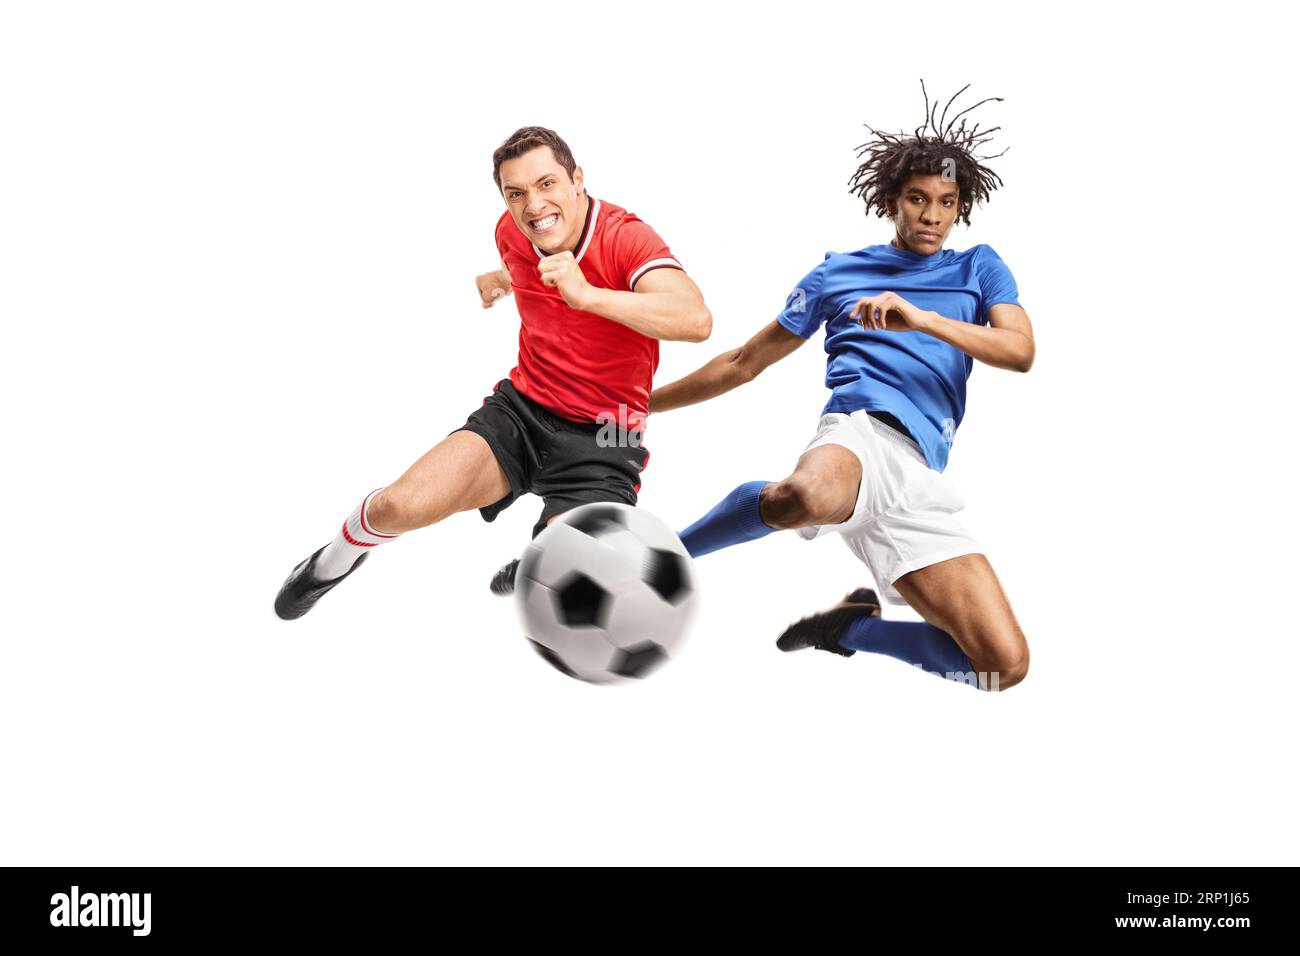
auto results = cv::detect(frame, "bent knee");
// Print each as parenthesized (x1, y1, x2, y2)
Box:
(983, 643, 1029, 691)
(761, 479, 848, 529)
(367, 485, 441, 534)
(958, 625, 1028, 691)
(363, 488, 401, 533)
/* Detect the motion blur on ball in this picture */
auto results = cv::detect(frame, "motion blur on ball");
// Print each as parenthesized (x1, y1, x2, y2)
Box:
(516, 503, 698, 684)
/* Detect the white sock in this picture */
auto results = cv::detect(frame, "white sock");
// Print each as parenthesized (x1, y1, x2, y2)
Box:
(315, 488, 401, 580)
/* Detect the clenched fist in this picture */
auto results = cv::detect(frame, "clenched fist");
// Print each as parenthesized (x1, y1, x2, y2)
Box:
(537, 251, 593, 310)
(476, 266, 513, 309)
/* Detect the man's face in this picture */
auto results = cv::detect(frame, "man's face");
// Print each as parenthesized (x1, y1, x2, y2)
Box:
(889, 172, 960, 254)
(499, 146, 586, 254)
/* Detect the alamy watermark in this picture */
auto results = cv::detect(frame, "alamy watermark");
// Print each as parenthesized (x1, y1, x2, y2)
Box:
(596, 404, 646, 448)
(927, 665, 1000, 691)
(50, 885, 151, 936)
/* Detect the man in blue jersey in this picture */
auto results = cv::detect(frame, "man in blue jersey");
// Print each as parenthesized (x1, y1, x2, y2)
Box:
(649, 84, 1035, 691)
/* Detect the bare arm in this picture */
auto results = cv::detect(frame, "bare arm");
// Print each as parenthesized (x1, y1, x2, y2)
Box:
(650, 320, 805, 413)
(853, 292, 1035, 372)
(539, 252, 712, 342)
(577, 267, 712, 343)
(919, 302, 1035, 372)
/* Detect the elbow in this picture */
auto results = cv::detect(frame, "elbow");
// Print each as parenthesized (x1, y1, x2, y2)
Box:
(732, 350, 760, 384)
(1023, 331, 1036, 371)
(682, 307, 712, 343)
(1011, 336, 1035, 372)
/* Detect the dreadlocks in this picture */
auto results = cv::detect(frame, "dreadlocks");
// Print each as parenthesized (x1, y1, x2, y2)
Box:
(847, 81, 1008, 227)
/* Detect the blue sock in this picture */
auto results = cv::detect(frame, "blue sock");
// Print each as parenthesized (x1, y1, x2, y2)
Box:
(678, 480, 776, 558)
(840, 615, 982, 689)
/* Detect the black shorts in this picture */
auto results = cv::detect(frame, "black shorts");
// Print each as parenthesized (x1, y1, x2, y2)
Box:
(453, 379, 651, 539)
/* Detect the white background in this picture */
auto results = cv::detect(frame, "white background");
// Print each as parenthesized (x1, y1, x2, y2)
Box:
(2, 1, 1296, 865)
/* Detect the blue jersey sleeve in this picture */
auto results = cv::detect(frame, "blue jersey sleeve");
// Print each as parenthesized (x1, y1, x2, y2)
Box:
(775, 254, 833, 338)
(975, 244, 1020, 324)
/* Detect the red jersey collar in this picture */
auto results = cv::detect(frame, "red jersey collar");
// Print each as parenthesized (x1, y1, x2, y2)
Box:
(531, 196, 601, 262)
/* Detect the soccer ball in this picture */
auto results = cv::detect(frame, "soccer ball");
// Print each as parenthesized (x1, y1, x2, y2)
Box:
(516, 502, 699, 684)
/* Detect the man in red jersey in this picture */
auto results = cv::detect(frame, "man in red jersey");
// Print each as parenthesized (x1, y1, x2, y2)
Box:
(275, 127, 711, 620)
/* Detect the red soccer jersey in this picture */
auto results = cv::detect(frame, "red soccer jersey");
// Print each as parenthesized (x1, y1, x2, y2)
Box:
(495, 197, 684, 427)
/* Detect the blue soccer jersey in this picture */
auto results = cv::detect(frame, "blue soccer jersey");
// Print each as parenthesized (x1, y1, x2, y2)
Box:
(776, 242, 1020, 472)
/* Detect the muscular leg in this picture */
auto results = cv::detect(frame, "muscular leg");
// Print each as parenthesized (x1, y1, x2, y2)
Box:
(678, 444, 862, 558)
(365, 430, 512, 534)
(759, 444, 862, 529)
(279, 429, 516, 617)
(890, 554, 1030, 691)
(766, 447, 1028, 691)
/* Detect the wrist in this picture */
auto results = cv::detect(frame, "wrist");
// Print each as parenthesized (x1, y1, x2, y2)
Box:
(917, 310, 942, 333)
(575, 283, 603, 313)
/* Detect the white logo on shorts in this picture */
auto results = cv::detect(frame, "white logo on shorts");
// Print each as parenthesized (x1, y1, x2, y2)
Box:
(941, 418, 956, 444)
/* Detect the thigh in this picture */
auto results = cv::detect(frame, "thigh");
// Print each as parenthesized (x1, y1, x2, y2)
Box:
(890, 553, 1028, 683)
(385, 429, 513, 523)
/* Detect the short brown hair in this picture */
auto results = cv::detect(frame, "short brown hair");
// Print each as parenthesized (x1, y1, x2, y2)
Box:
(492, 126, 577, 191)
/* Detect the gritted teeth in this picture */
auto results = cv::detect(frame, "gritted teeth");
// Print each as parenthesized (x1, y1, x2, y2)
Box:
(530, 213, 559, 231)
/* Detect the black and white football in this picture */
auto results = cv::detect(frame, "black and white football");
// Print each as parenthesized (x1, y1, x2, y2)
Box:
(515, 503, 698, 684)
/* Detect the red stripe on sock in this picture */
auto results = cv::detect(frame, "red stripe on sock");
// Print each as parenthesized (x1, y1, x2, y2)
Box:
(341, 521, 379, 547)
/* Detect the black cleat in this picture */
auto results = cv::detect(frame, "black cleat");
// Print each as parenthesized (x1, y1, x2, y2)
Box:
(776, 587, 882, 657)
(274, 546, 368, 621)
(490, 558, 520, 596)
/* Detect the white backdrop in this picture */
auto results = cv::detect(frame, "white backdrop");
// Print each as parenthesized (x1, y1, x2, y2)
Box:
(3, 0, 1295, 865)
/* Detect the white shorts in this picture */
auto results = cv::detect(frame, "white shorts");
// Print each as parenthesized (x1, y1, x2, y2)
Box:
(796, 410, 981, 606)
